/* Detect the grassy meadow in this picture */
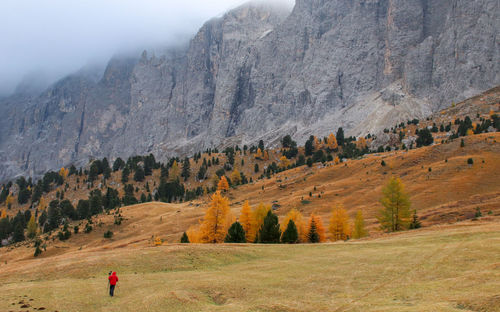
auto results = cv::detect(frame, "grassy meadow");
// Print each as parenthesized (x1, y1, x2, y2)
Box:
(1, 221, 499, 312)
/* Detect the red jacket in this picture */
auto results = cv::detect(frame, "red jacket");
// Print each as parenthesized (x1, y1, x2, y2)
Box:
(108, 272, 118, 285)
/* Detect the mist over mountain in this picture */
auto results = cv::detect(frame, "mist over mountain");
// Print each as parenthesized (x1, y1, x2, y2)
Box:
(0, 0, 498, 181)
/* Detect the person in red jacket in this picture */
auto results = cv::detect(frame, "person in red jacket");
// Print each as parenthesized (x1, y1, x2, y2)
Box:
(108, 271, 119, 297)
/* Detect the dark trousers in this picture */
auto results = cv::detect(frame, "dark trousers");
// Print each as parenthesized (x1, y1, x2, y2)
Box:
(110, 284, 115, 296)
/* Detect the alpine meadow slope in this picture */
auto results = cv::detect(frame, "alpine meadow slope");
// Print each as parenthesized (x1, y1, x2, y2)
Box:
(0, 0, 498, 181)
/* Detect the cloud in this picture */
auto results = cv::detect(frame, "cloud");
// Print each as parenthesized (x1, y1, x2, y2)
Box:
(0, 0, 294, 96)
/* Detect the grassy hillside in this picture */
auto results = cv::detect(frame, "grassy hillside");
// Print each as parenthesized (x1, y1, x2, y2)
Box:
(0, 220, 498, 311)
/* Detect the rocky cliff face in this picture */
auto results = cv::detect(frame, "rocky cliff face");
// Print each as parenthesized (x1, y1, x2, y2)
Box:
(0, 0, 498, 181)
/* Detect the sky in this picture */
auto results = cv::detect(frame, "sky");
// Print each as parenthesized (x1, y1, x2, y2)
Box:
(0, 0, 294, 96)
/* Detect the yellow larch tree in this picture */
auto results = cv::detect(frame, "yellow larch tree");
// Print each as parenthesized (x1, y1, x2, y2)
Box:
(281, 209, 306, 242)
(5, 194, 14, 207)
(279, 156, 290, 169)
(169, 160, 180, 181)
(327, 133, 338, 150)
(231, 169, 241, 185)
(38, 196, 47, 211)
(27, 215, 37, 239)
(199, 191, 231, 243)
(249, 203, 271, 242)
(313, 136, 322, 150)
(263, 150, 269, 161)
(352, 210, 368, 239)
(1, 208, 6, 218)
(239, 201, 253, 242)
(217, 176, 230, 192)
(378, 176, 412, 232)
(466, 128, 474, 136)
(329, 204, 351, 241)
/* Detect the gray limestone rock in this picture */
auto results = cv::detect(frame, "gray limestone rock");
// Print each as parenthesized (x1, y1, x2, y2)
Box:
(0, 0, 498, 181)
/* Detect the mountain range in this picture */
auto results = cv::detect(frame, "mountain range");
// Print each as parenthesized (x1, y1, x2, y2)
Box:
(0, 0, 498, 181)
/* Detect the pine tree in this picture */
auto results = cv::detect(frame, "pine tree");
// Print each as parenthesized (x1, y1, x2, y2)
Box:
(180, 232, 190, 243)
(336, 127, 345, 146)
(13, 222, 25, 242)
(281, 209, 306, 243)
(409, 210, 422, 229)
(217, 176, 230, 192)
(181, 157, 191, 181)
(27, 215, 37, 239)
(352, 210, 368, 239)
(329, 204, 351, 241)
(199, 191, 231, 243)
(239, 201, 253, 242)
(281, 219, 299, 244)
(225, 221, 246, 243)
(378, 177, 412, 232)
(258, 210, 281, 244)
(307, 217, 320, 243)
(121, 167, 130, 183)
(307, 214, 326, 243)
(134, 166, 145, 182)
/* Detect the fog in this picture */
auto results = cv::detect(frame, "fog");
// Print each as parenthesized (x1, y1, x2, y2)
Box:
(0, 0, 294, 96)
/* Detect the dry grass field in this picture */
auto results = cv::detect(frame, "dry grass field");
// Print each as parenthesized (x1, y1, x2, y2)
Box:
(0, 219, 499, 312)
(1, 87, 499, 311)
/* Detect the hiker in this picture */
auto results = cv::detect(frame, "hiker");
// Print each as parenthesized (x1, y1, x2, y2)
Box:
(108, 271, 119, 297)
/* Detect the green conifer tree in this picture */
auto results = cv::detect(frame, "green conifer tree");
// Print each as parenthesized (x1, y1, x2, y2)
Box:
(281, 220, 299, 244)
(224, 222, 246, 243)
(258, 211, 281, 244)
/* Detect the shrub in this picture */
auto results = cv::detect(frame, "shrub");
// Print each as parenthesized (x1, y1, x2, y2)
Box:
(84, 223, 93, 233)
(104, 230, 113, 239)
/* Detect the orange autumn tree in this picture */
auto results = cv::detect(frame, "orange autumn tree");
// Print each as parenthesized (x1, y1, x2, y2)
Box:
(1, 208, 6, 218)
(327, 133, 338, 150)
(239, 201, 253, 242)
(357, 137, 367, 149)
(199, 191, 231, 243)
(254, 148, 263, 159)
(281, 209, 306, 242)
(334, 156, 340, 165)
(59, 167, 69, 180)
(186, 225, 202, 243)
(307, 213, 326, 243)
(217, 176, 230, 192)
(249, 203, 271, 242)
(329, 204, 351, 241)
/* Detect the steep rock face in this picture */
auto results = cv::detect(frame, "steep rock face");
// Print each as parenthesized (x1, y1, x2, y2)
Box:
(0, 0, 498, 181)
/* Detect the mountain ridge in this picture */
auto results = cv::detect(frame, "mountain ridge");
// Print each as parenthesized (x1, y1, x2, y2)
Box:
(0, 0, 498, 181)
